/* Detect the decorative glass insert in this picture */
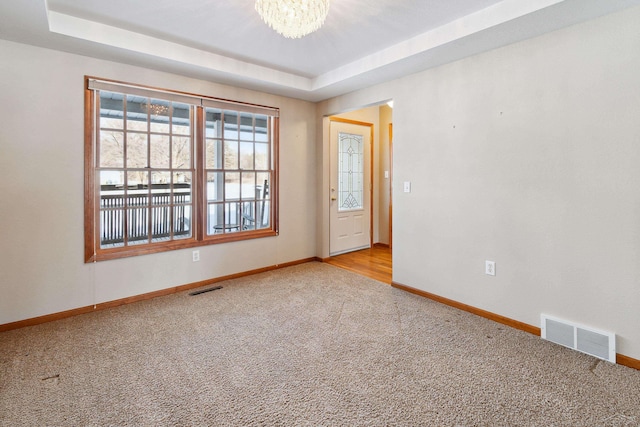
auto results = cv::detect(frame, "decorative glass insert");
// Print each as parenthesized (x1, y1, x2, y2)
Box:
(338, 132, 364, 211)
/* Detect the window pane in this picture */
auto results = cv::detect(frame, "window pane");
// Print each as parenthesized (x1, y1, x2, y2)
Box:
(173, 171, 193, 188)
(99, 171, 125, 248)
(224, 201, 241, 232)
(151, 172, 171, 206)
(223, 111, 238, 139)
(172, 136, 191, 169)
(100, 170, 124, 187)
(150, 204, 170, 243)
(149, 99, 170, 133)
(205, 139, 221, 169)
(173, 205, 191, 239)
(255, 142, 268, 170)
(242, 201, 256, 231)
(126, 133, 147, 168)
(256, 172, 270, 200)
(175, 172, 192, 199)
(207, 172, 223, 202)
(150, 134, 170, 168)
(99, 131, 124, 168)
(88, 79, 278, 260)
(240, 142, 254, 170)
(208, 202, 240, 235)
(255, 115, 269, 142)
(258, 200, 270, 229)
(207, 203, 222, 235)
(100, 92, 124, 129)
(255, 172, 270, 229)
(225, 172, 240, 200)
(224, 140, 238, 169)
(239, 112, 254, 141)
(126, 96, 148, 131)
(127, 170, 149, 188)
(205, 109, 222, 138)
(127, 201, 149, 245)
(241, 172, 256, 201)
(172, 103, 191, 135)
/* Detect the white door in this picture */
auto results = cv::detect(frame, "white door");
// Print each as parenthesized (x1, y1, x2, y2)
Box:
(330, 120, 372, 255)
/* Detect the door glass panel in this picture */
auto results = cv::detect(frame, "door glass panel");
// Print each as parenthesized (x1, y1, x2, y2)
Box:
(338, 132, 364, 211)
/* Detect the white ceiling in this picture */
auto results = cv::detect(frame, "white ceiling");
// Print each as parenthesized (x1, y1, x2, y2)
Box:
(1, 0, 639, 101)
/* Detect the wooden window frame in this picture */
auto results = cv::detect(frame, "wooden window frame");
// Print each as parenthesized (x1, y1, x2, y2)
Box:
(84, 77, 279, 263)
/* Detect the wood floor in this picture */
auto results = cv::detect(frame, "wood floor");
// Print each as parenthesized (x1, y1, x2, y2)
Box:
(324, 245, 392, 284)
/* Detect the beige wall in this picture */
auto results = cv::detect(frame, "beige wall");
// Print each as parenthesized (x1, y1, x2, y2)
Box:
(318, 6, 640, 360)
(378, 105, 393, 246)
(0, 39, 317, 325)
(2, 5, 640, 362)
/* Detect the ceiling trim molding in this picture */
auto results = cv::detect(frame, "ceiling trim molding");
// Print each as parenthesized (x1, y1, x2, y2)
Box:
(47, 9, 312, 91)
(311, 0, 564, 91)
(36, 0, 640, 101)
(46, 0, 564, 96)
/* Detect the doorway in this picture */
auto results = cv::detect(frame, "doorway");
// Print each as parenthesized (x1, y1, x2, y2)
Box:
(329, 118, 373, 255)
(325, 102, 393, 262)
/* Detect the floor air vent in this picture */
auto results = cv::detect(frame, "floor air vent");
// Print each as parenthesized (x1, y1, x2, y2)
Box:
(541, 314, 616, 363)
(189, 286, 223, 296)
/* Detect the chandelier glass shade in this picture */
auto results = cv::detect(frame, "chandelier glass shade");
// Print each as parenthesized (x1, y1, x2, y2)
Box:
(255, 0, 330, 39)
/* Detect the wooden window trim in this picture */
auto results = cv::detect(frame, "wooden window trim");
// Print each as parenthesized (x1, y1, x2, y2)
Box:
(84, 77, 279, 263)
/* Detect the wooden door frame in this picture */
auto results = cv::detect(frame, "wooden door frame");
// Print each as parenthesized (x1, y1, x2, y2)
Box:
(389, 122, 393, 250)
(329, 116, 375, 250)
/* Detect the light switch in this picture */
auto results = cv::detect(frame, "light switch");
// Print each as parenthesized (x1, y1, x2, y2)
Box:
(403, 181, 411, 193)
(384, 170, 389, 179)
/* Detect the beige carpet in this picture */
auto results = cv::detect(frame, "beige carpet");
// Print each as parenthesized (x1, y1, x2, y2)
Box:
(1, 262, 639, 426)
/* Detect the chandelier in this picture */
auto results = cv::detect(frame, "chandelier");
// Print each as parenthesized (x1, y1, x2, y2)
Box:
(255, 0, 330, 39)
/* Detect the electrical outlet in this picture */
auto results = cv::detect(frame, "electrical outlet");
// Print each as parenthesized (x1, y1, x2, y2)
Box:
(485, 260, 495, 276)
(192, 250, 200, 262)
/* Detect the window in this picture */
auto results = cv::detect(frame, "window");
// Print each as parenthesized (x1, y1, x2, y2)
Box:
(85, 77, 279, 262)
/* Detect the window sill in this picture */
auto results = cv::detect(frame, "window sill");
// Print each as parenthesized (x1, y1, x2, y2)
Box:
(86, 229, 278, 263)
